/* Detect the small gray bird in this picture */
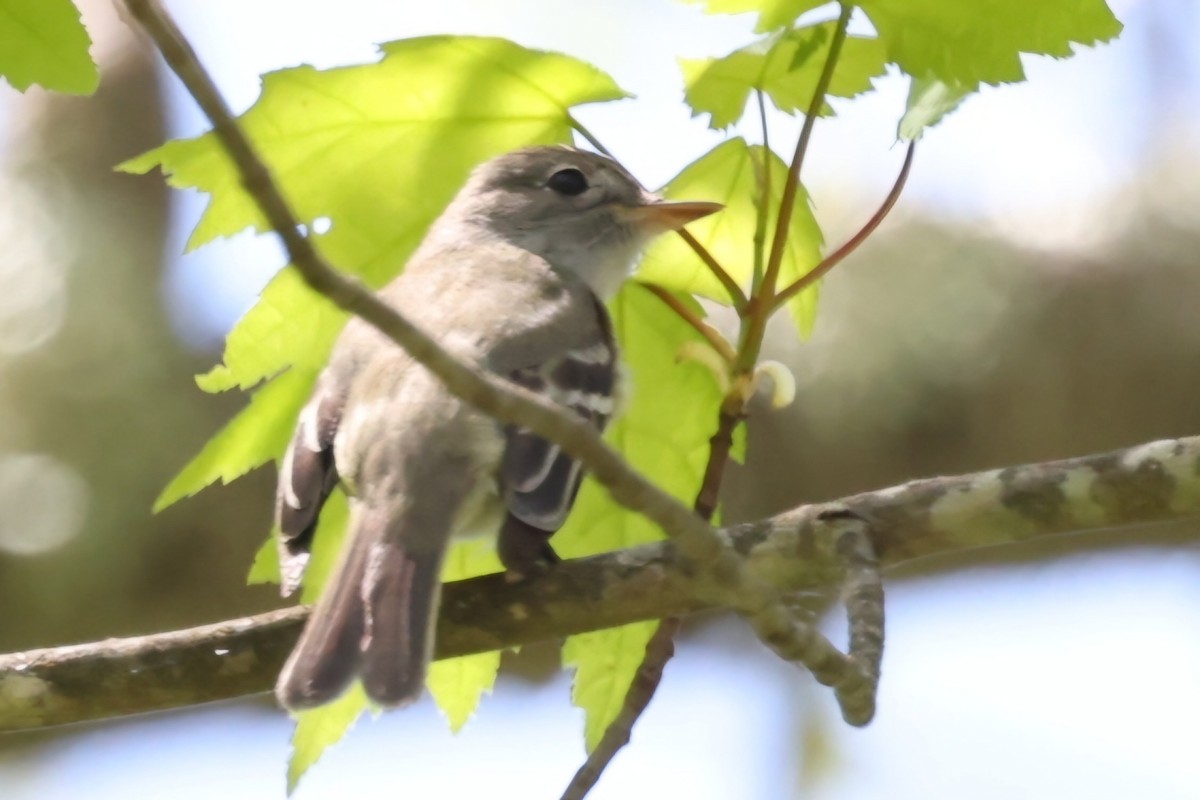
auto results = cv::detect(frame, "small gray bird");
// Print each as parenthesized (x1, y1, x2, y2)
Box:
(274, 146, 720, 710)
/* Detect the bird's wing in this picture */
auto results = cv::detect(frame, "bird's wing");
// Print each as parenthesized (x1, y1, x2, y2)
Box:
(498, 293, 616, 570)
(276, 373, 345, 595)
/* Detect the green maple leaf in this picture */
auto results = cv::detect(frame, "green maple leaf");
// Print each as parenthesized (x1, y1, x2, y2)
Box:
(684, 0, 1121, 134)
(0, 0, 97, 94)
(287, 683, 367, 794)
(281, 533, 503, 790)
(154, 367, 316, 511)
(425, 539, 506, 733)
(128, 36, 628, 510)
(858, 0, 1122, 89)
(562, 622, 657, 752)
(682, 22, 886, 129)
(640, 137, 824, 337)
(683, 0, 833, 32)
(897, 77, 972, 140)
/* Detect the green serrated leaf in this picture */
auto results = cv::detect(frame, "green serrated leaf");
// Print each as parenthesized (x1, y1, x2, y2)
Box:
(426, 538, 504, 732)
(682, 23, 886, 129)
(267, 513, 507, 791)
(427, 649, 502, 734)
(288, 683, 367, 795)
(640, 138, 824, 336)
(683, 0, 833, 32)
(245, 486, 349, 596)
(860, 0, 1122, 89)
(0, 0, 97, 94)
(137, 35, 629, 507)
(898, 77, 972, 140)
(562, 621, 657, 752)
(120, 36, 627, 253)
(266, 518, 504, 780)
(154, 368, 316, 512)
(247, 532, 280, 586)
(195, 269, 347, 394)
(295, 489, 350, 603)
(555, 283, 723, 745)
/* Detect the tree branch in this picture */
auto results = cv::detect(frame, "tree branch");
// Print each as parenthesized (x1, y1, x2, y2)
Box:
(119, 0, 850, 714)
(4, 434, 1197, 731)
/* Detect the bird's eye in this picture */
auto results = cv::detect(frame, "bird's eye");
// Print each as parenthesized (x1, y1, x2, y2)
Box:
(547, 168, 588, 196)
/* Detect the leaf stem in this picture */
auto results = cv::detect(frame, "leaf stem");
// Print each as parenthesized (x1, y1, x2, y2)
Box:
(676, 229, 748, 310)
(560, 408, 741, 800)
(772, 141, 914, 311)
(640, 282, 736, 364)
(750, 89, 771, 298)
(736, 1, 853, 372)
(569, 115, 615, 158)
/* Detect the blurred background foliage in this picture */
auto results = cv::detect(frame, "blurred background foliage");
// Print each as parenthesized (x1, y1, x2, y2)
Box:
(0, 19, 281, 651)
(1, 1, 1198, 798)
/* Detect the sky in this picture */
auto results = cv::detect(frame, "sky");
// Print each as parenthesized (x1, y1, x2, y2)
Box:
(5, 1, 1200, 798)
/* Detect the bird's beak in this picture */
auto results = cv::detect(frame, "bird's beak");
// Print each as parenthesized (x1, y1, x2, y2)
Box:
(618, 197, 723, 234)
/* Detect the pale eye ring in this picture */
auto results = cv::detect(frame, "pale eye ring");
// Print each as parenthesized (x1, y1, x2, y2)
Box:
(547, 168, 588, 196)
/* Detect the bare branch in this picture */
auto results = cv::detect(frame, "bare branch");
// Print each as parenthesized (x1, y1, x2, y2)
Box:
(4, 434, 1197, 732)
(751, 510, 882, 725)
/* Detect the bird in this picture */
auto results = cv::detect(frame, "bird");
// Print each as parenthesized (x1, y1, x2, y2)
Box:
(273, 145, 721, 711)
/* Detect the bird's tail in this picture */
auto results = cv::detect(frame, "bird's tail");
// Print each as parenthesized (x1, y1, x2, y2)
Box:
(275, 498, 453, 711)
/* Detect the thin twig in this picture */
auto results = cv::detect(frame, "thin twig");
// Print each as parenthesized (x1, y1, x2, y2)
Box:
(568, 116, 614, 158)
(560, 410, 742, 799)
(761, 2, 851, 295)
(570, 115, 749, 312)
(676, 229, 748, 310)
(750, 88, 772, 298)
(772, 141, 915, 310)
(693, 411, 741, 521)
(639, 282, 736, 364)
(559, 618, 683, 800)
(737, 1, 853, 371)
(561, 14, 863, 789)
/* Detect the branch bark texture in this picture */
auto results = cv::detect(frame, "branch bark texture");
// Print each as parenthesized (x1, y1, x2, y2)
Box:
(3, 435, 1197, 732)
